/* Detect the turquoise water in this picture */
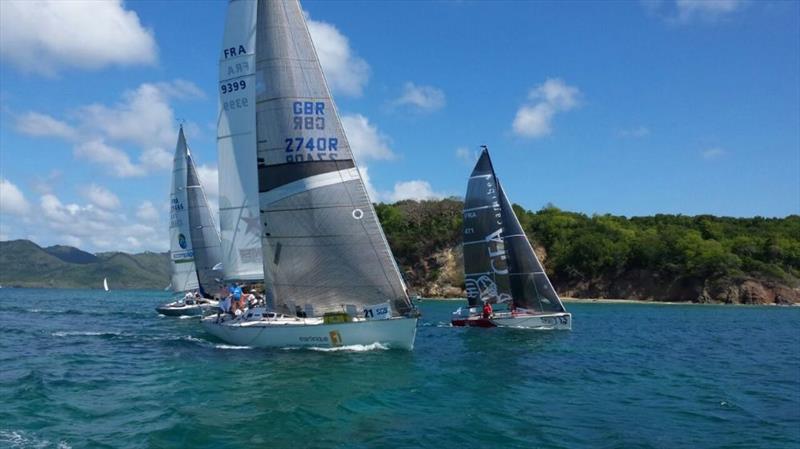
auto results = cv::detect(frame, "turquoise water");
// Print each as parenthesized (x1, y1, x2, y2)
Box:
(0, 289, 798, 449)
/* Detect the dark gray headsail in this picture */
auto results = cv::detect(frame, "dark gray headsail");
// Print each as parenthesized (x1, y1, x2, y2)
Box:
(253, 0, 411, 316)
(462, 148, 512, 307)
(185, 132, 224, 297)
(498, 182, 566, 313)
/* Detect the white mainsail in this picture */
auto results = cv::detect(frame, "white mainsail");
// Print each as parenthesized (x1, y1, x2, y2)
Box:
(217, 0, 264, 282)
(169, 128, 200, 292)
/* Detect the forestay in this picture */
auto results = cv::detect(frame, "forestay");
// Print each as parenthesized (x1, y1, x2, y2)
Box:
(462, 149, 512, 307)
(253, 0, 411, 316)
(169, 128, 200, 293)
(217, 0, 264, 282)
(186, 145, 224, 297)
(498, 183, 566, 313)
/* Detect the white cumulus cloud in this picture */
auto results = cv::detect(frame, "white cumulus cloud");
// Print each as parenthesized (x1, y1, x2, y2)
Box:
(385, 180, 448, 203)
(16, 80, 203, 177)
(341, 114, 396, 161)
(0, 0, 157, 76)
(82, 184, 120, 210)
(702, 147, 726, 160)
(0, 178, 31, 216)
(307, 14, 370, 97)
(643, 0, 746, 23)
(74, 140, 146, 178)
(394, 82, 446, 112)
(512, 78, 581, 138)
(14, 112, 77, 140)
(136, 201, 159, 223)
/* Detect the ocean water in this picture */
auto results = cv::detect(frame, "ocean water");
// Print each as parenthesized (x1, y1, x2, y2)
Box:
(0, 289, 798, 449)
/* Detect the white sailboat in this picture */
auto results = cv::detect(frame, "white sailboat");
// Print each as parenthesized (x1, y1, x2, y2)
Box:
(157, 127, 222, 316)
(103, 277, 109, 292)
(202, 0, 418, 350)
(452, 147, 572, 330)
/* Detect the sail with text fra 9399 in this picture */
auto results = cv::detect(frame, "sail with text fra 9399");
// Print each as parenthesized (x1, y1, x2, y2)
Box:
(216, 0, 264, 283)
(452, 147, 571, 330)
(201, 0, 418, 350)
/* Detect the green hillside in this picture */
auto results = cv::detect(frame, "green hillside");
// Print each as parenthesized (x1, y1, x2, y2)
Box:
(0, 240, 169, 289)
(1, 199, 798, 304)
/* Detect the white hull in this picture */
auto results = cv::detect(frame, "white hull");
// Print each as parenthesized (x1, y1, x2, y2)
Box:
(201, 315, 418, 350)
(491, 312, 572, 330)
(156, 300, 218, 317)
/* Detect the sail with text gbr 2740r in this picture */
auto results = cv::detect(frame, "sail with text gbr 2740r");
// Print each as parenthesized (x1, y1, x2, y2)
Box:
(201, 0, 418, 350)
(452, 147, 571, 330)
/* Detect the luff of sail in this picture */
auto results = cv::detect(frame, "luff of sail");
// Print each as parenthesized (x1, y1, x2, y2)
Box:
(217, 0, 264, 282)
(498, 182, 567, 313)
(169, 128, 200, 292)
(253, 0, 411, 316)
(462, 149, 512, 307)
(186, 142, 224, 297)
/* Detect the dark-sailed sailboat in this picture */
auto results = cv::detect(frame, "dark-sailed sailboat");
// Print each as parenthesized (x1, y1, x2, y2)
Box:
(157, 126, 223, 316)
(452, 147, 571, 329)
(201, 0, 418, 349)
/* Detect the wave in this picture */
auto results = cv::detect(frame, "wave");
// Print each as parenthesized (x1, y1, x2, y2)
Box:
(178, 315, 197, 320)
(0, 429, 71, 449)
(304, 342, 389, 352)
(51, 331, 125, 338)
(214, 344, 253, 350)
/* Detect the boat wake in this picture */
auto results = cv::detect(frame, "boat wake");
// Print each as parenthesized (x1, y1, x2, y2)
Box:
(214, 344, 253, 350)
(51, 331, 126, 338)
(0, 429, 71, 449)
(293, 342, 390, 352)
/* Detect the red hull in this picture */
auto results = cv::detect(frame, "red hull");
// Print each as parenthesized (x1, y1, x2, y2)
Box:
(451, 318, 496, 328)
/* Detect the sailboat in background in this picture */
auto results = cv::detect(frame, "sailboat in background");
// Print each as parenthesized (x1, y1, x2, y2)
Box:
(452, 147, 571, 329)
(156, 127, 222, 317)
(103, 277, 109, 292)
(201, 0, 418, 350)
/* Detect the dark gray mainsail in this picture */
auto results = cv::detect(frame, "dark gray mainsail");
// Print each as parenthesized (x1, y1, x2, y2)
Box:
(498, 182, 566, 313)
(253, 0, 411, 316)
(185, 133, 223, 297)
(462, 149, 512, 307)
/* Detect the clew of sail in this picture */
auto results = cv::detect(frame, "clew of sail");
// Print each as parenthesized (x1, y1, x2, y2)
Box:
(217, 0, 264, 282)
(253, 0, 411, 317)
(498, 182, 566, 313)
(186, 141, 224, 297)
(169, 128, 200, 292)
(462, 149, 512, 307)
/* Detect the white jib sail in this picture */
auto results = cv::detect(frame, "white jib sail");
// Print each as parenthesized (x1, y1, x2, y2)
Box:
(217, 0, 264, 282)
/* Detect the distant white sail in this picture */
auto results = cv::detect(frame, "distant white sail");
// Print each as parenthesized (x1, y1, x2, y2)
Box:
(169, 128, 200, 292)
(103, 277, 109, 292)
(217, 0, 264, 282)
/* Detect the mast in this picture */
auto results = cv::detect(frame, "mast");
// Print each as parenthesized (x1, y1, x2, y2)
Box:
(462, 147, 512, 307)
(252, 0, 411, 316)
(217, 0, 264, 282)
(169, 126, 200, 293)
(498, 182, 566, 313)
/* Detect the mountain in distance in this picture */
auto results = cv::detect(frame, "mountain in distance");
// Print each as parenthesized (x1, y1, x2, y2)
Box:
(0, 240, 169, 290)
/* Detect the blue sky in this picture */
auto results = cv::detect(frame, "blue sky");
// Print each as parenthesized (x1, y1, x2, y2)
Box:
(0, 0, 798, 253)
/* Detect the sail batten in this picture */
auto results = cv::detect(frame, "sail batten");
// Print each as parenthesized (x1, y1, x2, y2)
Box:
(253, 0, 410, 317)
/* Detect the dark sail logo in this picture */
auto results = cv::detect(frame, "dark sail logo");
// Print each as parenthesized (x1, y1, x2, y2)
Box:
(178, 233, 187, 249)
